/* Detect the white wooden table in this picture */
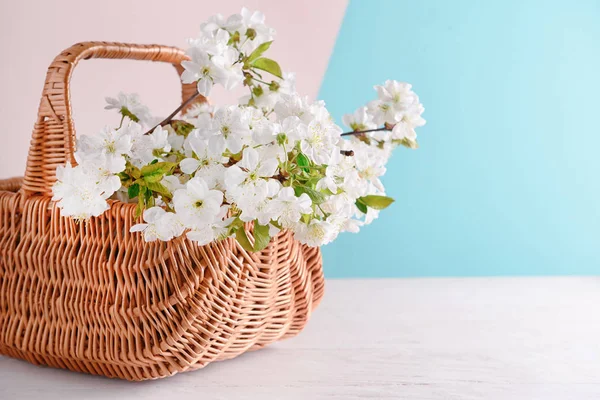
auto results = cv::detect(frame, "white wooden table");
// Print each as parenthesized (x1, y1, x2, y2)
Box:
(1, 277, 600, 399)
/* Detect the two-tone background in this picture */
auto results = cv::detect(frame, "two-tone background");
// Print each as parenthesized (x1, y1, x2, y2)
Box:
(1, 0, 598, 277)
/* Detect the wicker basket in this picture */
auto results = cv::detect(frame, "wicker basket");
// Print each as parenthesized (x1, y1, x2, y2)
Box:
(0, 42, 325, 381)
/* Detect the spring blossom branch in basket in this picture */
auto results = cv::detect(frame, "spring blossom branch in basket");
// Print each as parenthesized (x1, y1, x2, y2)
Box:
(51, 7, 426, 251)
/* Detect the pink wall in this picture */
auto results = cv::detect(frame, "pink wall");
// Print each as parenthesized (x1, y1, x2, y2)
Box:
(0, 0, 347, 179)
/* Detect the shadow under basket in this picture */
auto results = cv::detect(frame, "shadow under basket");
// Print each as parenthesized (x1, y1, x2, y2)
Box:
(0, 42, 325, 381)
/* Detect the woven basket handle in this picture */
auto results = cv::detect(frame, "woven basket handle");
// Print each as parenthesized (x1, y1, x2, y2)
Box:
(22, 41, 200, 196)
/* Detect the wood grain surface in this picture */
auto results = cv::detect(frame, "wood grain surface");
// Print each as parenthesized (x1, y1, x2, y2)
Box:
(1, 277, 599, 399)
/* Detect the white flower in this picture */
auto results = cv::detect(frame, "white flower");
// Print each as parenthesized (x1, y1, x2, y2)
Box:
(342, 106, 377, 131)
(238, 179, 281, 224)
(367, 99, 401, 126)
(316, 153, 352, 194)
(181, 47, 224, 96)
(300, 118, 341, 164)
(183, 102, 213, 124)
(161, 175, 184, 193)
(246, 73, 297, 111)
(182, 43, 243, 96)
(268, 187, 312, 228)
(296, 101, 342, 164)
(240, 8, 268, 34)
(277, 72, 296, 95)
(105, 92, 152, 124)
(200, 13, 243, 35)
(276, 116, 305, 144)
(315, 167, 338, 194)
(212, 48, 244, 91)
(293, 220, 335, 247)
(74, 152, 123, 197)
(180, 132, 228, 189)
(375, 80, 419, 112)
(187, 217, 233, 245)
(224, 147, 279, 204)
(238, 8, 276, 53)
(315, 149, 365, 199)
(248, 108, 277, 145)
(321, 192, 358, 219)
(130, 207, 185, 242)
(199, 106, 251, 154)
(392, 122, 417, 142)
(52, 163, 109, 220)
(173, 177, 224, 229)
(77, 126, 131, 167)
(196, 163, 227, 190)
(367, 81, 423, 126)
(147, 126, 171, 151)
(328, 214, 362, 234)
(261, 116, 305, 162)
(390, 103, 426, 142)
(353, 142, 388, 193)
(188, 28, 230, 56)
(167, 130, 185, 153)
(274, 93, 313, 124)
(186, 206, 234, 245)
(241, 83, 280, 111)
(181, 131, 228, 173)
(129, 124, 171, 167)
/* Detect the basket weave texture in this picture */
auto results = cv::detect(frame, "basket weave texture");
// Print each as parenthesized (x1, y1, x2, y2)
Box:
(0, 42, 324, 381)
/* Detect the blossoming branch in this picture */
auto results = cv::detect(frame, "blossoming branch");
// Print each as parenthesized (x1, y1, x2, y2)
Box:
(52, 7, 426, 251)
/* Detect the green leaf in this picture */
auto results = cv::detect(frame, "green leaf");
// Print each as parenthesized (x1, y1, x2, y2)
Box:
(296, 152, 310, 173)
(135, 203, 143, 219)
(234, 221, 271, 252)
(135, 186, 147, 218)
(358, 195, 395, 210)
(235, 228, 255, 252)
(252, 57, 283, 79)
(253, 222, 271, 251)
(270, 220, 282, 230)
(146, 181, 171, 197)
(295, 186, 326, 205)
(129, 165, 141, 180)
(119, 171, 132, 184)
(246, 41, 272, 63)
(128, 183, 140, 199)
(355, 199, 368, 214)
(229, 217, 245, 230)
(143, 186, 155, 207)
(141, 162, 176, 183)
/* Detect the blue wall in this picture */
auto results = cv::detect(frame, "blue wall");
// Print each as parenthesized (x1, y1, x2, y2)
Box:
(320, 0, 600, 277)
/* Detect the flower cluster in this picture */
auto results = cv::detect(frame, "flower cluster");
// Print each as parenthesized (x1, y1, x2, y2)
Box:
(52, 8, 426, 251)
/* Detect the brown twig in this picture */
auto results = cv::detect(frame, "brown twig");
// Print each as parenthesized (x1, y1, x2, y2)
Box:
(340, 127, 390, 137)
(144, 91, 202, 135)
